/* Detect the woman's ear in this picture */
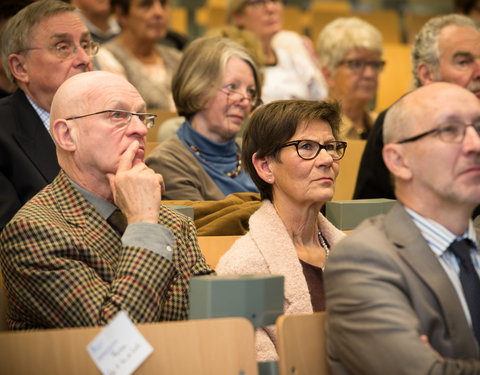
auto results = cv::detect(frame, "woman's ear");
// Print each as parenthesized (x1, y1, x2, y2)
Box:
(382, 143, 412, 182)
(51, 119, 76, 152)
(252, 152, 274, 184)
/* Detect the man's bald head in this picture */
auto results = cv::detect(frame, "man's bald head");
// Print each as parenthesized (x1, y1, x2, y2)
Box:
(382, 82, 480, 225)
(383, 82, 479, 144)
(50, 71, 148, 190)
(50, 71, 138, 127)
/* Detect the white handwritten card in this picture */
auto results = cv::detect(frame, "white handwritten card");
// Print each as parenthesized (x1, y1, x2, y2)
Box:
(87, 311, 153, 375)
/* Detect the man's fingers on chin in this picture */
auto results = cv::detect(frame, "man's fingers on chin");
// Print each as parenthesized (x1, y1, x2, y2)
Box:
(117, 141, 139, 172)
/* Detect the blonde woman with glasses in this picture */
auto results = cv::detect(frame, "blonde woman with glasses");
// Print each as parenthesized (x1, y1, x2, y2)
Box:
(146, 37, 262, 200)
(317, 17, 385, 140)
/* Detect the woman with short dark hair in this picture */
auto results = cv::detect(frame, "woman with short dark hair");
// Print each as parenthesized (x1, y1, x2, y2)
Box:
(216, 99, 346, 361)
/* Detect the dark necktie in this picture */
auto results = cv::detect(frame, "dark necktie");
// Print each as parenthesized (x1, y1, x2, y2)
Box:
(107, 209, 128, 235)
(448, 238, 480, 345)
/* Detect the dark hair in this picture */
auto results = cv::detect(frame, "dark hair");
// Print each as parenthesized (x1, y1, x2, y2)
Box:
(454, 0, 479, 14)
(0, 0, 34, 23)
(242, 100, 341, 202)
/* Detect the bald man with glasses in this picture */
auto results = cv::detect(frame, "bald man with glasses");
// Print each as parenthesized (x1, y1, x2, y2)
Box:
(0, 71, 213, 330)
(325, 82, 480, 374)
(0, 0, 97, 231)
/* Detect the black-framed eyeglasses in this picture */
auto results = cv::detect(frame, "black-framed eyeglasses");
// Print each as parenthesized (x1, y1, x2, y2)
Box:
(66, 110, 157, 129)
(396, 121, 480, 144)
(337, 59, 386, 73)
(17, 41, 100, 60)
(279, 140, 347, 160)
(246, 0, 283, 9)
(220, 86, 263, 109)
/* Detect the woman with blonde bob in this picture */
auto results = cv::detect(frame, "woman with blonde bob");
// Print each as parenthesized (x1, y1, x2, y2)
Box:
(317, 17, 384, 140)
(146, 37, 262, 200)
(216, 100, 346, 361)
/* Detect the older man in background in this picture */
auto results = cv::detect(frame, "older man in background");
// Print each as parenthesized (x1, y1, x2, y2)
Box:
(354, 14, 480, 200)
(0, 0, 96, 230)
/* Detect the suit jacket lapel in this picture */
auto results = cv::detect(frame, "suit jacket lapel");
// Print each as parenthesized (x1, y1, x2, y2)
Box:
(385, 203, 478, 356)
(11, 90, 59, 182)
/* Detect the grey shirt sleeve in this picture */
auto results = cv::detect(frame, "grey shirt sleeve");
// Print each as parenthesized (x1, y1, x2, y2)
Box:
(122, 222, 175, 261)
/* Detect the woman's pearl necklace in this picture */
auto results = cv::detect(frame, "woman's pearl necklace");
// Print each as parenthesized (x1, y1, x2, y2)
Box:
(318, 230, 330, 270)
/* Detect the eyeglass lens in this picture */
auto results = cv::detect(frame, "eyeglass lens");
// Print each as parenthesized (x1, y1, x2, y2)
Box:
(109, 111, 156, 129)
(437, 121, 480, 142)
(66, 110, 156, 129)
(296, 140, 346, 160)
(222, 88, 261, 108)
(55, 41, 99, 59)
(341, 59, 385, 73)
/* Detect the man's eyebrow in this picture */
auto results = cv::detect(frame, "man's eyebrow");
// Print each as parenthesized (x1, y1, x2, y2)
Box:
(49, 32, 91, 41)
(438, 114, 480, 125)
(452, 51, 475, 59)
(49, 33, 72, 41)
(108, 101, 128, 110)
(108, 101, 147, 112)
(441, 114, 464, 122)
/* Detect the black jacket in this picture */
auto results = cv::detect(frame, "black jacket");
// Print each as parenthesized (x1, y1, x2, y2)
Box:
(0, 90, 59, 230)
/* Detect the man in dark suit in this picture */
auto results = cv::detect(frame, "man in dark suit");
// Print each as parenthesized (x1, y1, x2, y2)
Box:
(325, 82, 480, 374)
(0, 0, 95, 230)
(354, 14, 480, 200)
(0, 70, 214, 330)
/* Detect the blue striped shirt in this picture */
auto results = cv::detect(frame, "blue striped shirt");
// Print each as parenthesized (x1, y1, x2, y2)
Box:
(406, 206, 480, 326)
(25, 93, 51, 137)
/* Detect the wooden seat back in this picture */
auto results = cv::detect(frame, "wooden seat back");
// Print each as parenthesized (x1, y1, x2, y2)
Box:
(147, 109, 178, 142)
(198, 235, 242, 268)
(276, 312, 330, 375)
(0, 317, 258, 374)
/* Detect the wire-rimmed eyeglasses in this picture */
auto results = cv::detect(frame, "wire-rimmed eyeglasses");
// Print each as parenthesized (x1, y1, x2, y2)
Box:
(337, 59, 386, 74)
(396, 121, 480, 144)
(279, 140, 347, 160)
(66, 110, 157, 129)
(220, 86, 263, 109)
(17, 41, 100, 59)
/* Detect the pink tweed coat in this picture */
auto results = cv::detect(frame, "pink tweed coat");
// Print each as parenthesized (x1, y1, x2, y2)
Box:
(216, 200, 345, 361)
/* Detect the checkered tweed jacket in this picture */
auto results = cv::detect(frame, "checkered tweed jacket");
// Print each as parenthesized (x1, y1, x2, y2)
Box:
(0, 170, 213, 330)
